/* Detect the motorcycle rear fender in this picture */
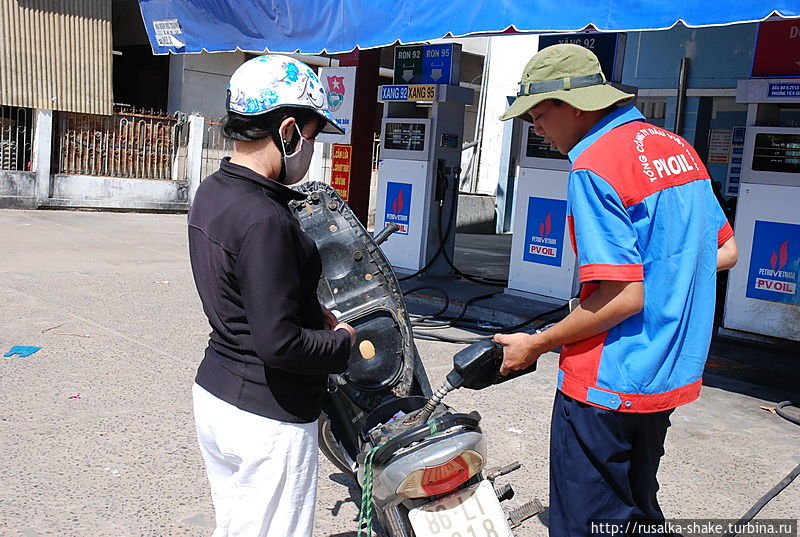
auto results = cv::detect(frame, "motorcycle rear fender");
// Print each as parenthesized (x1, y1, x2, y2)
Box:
(364, 429, 487, 507)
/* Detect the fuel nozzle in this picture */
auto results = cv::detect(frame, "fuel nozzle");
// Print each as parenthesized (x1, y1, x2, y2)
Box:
(416, 340, 539, 423)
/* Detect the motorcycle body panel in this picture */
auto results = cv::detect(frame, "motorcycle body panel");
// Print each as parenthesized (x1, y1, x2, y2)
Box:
(290, 183, 505, 536)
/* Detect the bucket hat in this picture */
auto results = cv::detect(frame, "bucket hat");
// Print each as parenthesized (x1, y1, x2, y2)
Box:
(226, 54, 344, 134)
(500, 44, 634, 122)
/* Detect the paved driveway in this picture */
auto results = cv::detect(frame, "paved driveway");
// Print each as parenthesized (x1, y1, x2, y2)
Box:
(1, 210, 798, 536)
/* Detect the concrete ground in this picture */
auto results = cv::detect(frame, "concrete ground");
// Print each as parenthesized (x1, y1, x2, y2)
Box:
(0, 209, 798, 537)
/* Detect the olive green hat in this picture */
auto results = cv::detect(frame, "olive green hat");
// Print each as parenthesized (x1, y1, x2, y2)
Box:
(500, 43, 634, 122)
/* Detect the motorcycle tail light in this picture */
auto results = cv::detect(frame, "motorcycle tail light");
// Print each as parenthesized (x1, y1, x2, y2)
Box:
(395, 450, 484, 498)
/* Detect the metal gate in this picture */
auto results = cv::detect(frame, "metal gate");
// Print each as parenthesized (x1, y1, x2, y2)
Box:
(0, 105, 33, 171)
(55, 108, 187, 180)
(201, 117, 235, 179)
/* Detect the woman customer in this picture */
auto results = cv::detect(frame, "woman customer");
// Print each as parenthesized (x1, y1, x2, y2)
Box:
(187, 55, 355, 537)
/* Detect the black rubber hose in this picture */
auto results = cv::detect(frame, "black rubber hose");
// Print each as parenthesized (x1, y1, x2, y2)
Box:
(497, 302, 570, 333)
(411, 302, 569, 344)
(722, 401, 799, 537)
(435, 184, 508, 286)
(408, 291, 502, 328)
(397, 178, 458, 282)
(722, 463, 800, 537)
(402, 285, 451, 317)
(398, 168, 507, 286)
(412, 332, 488, 344)
(776, 400, 800, 426)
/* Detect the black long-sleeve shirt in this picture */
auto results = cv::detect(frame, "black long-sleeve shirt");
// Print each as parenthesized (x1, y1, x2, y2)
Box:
(188, 158, 351, 423)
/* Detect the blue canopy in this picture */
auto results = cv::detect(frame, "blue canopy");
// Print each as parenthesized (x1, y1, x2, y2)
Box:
(138, 0, 800, 55)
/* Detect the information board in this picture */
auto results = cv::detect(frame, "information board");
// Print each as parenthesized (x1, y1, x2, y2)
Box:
(752, 20, 800, 77)
(726, 126, 746, 196)
(538, 33, 625, 82)
(330, 144, 352, 201)
(752, 133, 800, 174)
(708, 129, 733, 164)
(384, 122, 427, 152)
(525, 127, 568, 160)
(767, 83, 800, 98)
(317, 67, 357, 144)
(393, 44, 460, 85)
(379, 84, 437, 102)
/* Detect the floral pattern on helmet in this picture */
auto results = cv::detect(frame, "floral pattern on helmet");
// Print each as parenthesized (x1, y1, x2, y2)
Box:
(227, 54, 334, 126)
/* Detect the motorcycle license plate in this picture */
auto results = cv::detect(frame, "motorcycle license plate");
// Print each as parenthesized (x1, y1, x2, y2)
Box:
(408, 480, 513, 537)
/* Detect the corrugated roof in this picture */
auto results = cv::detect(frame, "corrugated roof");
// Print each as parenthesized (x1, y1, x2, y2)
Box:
(0, 0, 113, 115)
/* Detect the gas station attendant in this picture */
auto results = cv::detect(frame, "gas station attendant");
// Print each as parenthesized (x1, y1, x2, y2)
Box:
(494, 44, 739, 536)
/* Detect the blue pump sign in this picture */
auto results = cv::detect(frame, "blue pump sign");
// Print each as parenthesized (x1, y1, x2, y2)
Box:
(523, 197, 567, 267)
(746, 220, 800, 305)
(384, 182, 412, 235)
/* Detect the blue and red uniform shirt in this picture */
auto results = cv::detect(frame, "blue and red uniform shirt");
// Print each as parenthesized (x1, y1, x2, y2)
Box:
(559, 105, 733, 413)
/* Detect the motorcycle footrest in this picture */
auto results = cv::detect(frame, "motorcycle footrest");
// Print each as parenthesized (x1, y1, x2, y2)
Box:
(486, 461, 522, 480)
(494, 483, 514, 502)
(508, 499, 545, 528)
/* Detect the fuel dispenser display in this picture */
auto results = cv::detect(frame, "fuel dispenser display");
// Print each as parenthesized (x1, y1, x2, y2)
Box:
(723, 78, 800, 341)
(375, 83, 473, 274)
(506, 125, 578, 302)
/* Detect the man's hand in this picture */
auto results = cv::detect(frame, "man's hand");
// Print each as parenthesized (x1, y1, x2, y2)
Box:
(494, 332, 549, 376)
(320, 305, 338, 330)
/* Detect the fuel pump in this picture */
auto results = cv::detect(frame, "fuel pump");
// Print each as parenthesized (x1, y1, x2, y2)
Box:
(722, 78, 800, 342)
(505, 124, 579, 302)
(375, 81, 473, 275)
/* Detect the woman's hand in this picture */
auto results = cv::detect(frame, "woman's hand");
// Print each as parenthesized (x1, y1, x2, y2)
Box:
(334, 322, 356, 346)
(320, 305, 338, 330)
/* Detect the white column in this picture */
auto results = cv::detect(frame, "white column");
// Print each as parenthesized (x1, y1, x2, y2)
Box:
(187, 114, 205, 205)
(307, 141, 326, 183)
(476, 35, 540, 196)
(32, 109, 53, 207)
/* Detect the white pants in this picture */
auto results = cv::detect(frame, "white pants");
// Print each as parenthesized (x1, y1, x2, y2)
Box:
(192, 383, 319, 537)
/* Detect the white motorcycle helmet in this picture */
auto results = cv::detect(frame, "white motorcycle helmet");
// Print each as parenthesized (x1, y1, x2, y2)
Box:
(226, 54, 344, 135)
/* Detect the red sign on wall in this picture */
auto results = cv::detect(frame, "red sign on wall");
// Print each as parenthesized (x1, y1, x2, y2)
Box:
(331, 144, 352, 202)
(752, 20, 800, 78)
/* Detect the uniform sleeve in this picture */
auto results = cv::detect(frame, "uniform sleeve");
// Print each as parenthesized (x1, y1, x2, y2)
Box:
(706, 183, 734, 246)
(568, 169, 644, 283)
(237, 217, 351, 376)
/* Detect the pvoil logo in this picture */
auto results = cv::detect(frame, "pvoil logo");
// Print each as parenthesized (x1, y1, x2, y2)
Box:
(755, 240, 796, 295)
(529, 213, 558, 258)
(524, 197, 567, 267)
(747, 221, 800, 305)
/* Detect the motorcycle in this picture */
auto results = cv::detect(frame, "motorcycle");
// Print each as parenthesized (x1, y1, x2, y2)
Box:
(291, 183, 542, 536)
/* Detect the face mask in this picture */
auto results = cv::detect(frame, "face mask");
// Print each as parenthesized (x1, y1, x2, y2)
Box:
(280, 124, 314, 185)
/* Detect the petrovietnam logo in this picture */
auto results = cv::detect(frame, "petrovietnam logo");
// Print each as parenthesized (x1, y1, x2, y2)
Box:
(529, 213, 557, 258)
(326, 75, 345, 112)
(755, 240, 796, 295)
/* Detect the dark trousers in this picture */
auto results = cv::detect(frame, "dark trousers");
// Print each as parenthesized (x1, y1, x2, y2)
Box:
(549, 390, 674, 537)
